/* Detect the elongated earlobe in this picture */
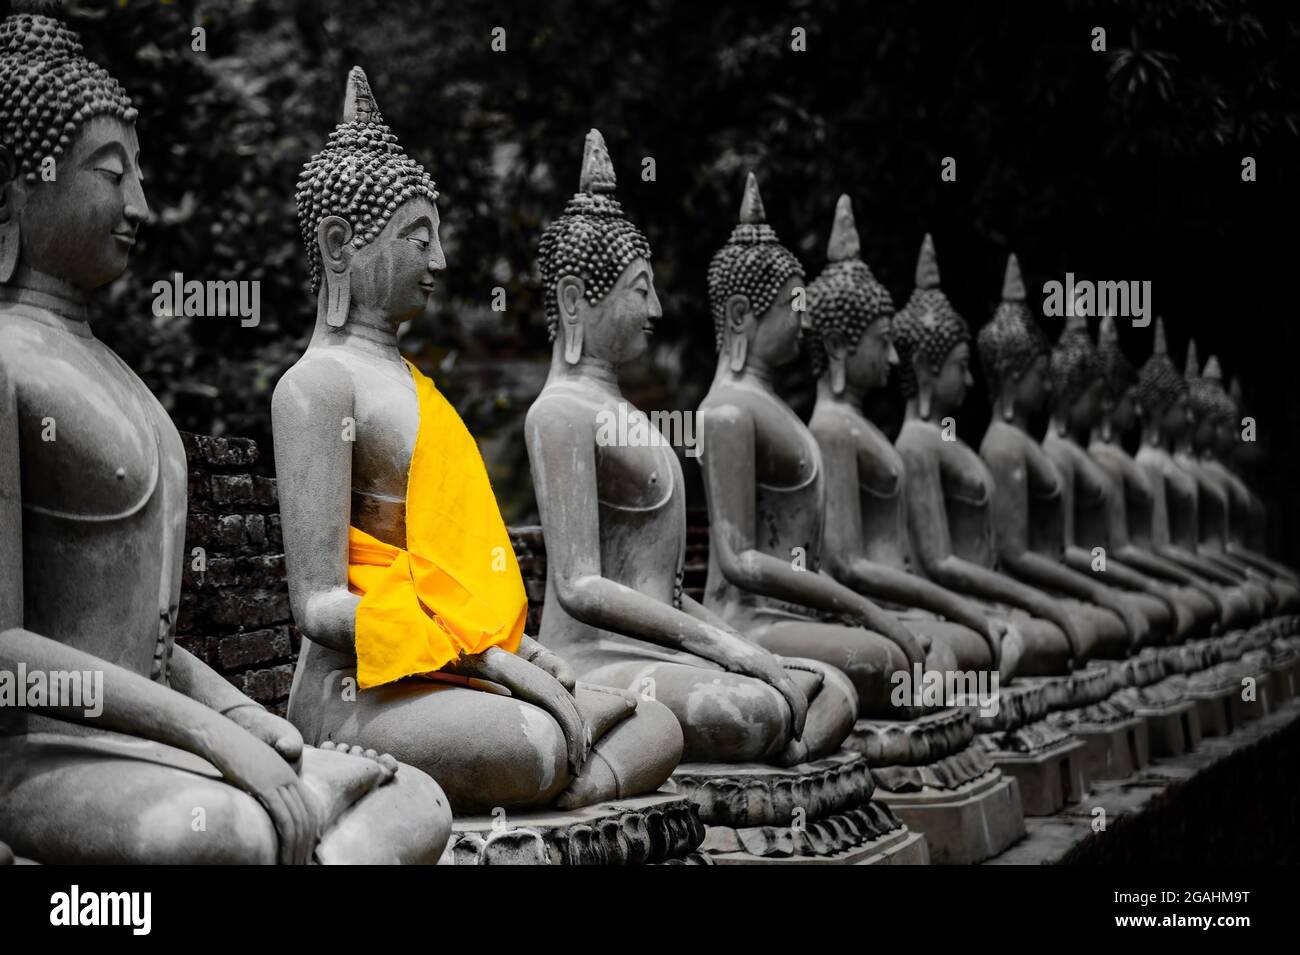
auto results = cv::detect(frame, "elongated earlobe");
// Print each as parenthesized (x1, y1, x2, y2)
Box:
(728, 332, 747, 373)
(563, 317, 584, 365)
(0, 149, 22, 284)
(0, 219, 18, 284)
(317, 215, 353, 327)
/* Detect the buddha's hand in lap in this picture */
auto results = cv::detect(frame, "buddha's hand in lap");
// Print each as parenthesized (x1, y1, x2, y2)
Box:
(224, 703, 305, 768)
(451, 646, 593, 775)
(517, 635, 576, 692)
(204, 716, 321, 865)
(709, 627, 809, 741)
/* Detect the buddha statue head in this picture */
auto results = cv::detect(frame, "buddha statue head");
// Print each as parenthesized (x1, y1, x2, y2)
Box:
(1187, 350, 1234, 456)
(538, 128, 657, 367)
(0, 0, 145, 292)
(1048, 305, 1106, 437)
(1136, 317, 1190, 443)
(296, 66, 442, 329)
(807, 194, 896, 396)
(893, 234, 972, 421)
(975, 253, 1052, 424)
(707, 172, 805, 373)
(1096, 312, 1140, 440)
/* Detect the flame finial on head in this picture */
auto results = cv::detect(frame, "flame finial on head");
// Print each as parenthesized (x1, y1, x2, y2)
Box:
(739, 172, 767, 225)
(341, 66, 382, 125)
(1153, 317, 1168, 357)
(1203, 355, 1223, 383)
(915, 233, 940, 290)
(826, 194, 860, 263)
(1184, 338, 1200, 381)
(1001, 253, 1025, 303)
(579, 128, 617, 195)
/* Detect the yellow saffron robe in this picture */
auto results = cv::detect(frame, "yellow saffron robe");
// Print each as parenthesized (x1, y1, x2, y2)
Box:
(347, 360, 525, 689)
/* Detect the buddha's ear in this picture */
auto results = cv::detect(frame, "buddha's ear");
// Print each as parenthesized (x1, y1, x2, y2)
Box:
(556, 274, 585, 321)
(724, 293, 751, 333)
(317, 215, 353, 328)
(316, 215, 353, 272)
(557, 275, 586, 365)
(0, 146, 21, 283)
(824, 329, 847, 362)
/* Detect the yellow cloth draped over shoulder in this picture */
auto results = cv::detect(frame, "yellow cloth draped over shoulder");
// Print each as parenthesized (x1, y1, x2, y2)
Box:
(348, 360, 525, 689)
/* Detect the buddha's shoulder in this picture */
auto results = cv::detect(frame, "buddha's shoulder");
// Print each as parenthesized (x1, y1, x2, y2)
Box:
(0, 310, 86, 371)
(273, 351, 357, 408)
(525, 383, 606, 433)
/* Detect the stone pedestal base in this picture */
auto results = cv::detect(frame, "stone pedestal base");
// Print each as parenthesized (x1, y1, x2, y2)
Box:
(1072, 715, 1150, 782)
(984, 736, 1088, 816)
(1136, 699, 1201, 758)
(876, 772, 1025, 865)
(442, 791, 705, 864)
(1187, 685, 1235, 738)
(667, 750, 915, 864)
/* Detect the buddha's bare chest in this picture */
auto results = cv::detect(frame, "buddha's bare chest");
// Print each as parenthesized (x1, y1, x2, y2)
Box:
(854, 427, 905, 514)
(593, 418, 677, 513)
(938, 440, 991, 505)
(349, 373, 419, 498)
(7, 333, 178, 518)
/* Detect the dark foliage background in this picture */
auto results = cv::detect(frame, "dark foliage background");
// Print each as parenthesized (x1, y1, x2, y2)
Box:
(43, 0, 1300, 554)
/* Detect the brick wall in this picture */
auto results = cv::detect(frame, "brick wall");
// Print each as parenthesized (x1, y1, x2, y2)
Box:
(176, 433, 298, 715)
(176, 433, 715, 715)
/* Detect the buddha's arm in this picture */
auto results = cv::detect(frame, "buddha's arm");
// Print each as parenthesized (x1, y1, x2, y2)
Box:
(698, 405, 923, 667)
(987, 443, 1131, 612)
(900, 441, 1085, 656)
(271, 360, 359, 655)
(1159, 543, 1244, 585)
(1063, 546, 1166, 593)
(1225, 542, 1298, 582)
(524, 404, 808, 707)
(0, 363, 20, 630)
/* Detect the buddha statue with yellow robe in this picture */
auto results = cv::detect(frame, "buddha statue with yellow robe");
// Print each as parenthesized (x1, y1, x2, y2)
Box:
(272, 69, 685, 829)
(0, 3, 451, 864)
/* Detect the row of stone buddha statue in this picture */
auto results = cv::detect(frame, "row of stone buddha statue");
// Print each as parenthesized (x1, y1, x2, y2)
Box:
(1, 1, 1296, 864)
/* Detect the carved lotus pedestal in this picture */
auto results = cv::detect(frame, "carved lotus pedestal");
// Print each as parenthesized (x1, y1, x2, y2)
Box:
(440, 792, 709, 865)
(973, 683, 1088, 816)
(666, 751, 929, 864)
(1104, 657, 1203, 759)
(1038, 668, 1152, 784)
(847, 710, 1025, 864)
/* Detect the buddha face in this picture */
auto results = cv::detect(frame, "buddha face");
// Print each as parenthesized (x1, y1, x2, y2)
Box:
(751, 276, 807, 368)
(564, 257, 660, 365)
(1012, 352, 1051, 415)
(1065, 377, 1106, 433)
(1159, 392, 1191, 440)
(845, 318, 897, 391)
(1110, 385, 1139, 434)
(1191, 406, 1220, 454)
(1214, 414, 1237, 457)
(345, 196, 445, 325)
(929, 340, 974, 415)
(8, 116, 148, 290)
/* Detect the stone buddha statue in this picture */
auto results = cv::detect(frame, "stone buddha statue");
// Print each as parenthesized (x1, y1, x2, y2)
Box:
(693, 174, 940, 718)
(1133, 320, 1265, 626)
(894, 238, 1082, 676)
(976, 266, 1153, 660)
(1211, 374, 1300, 592)
(1040, 303, 1194, 645)
(273, 71, 683, 815)
(0, 4, 451, 864)
(805, 196, 1019, 680)
(1224, 376, 1271, 556)
(1087, 315, 1222, 639)
(1180, 347, 1298, 610)
(525, 134, 860, 767)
